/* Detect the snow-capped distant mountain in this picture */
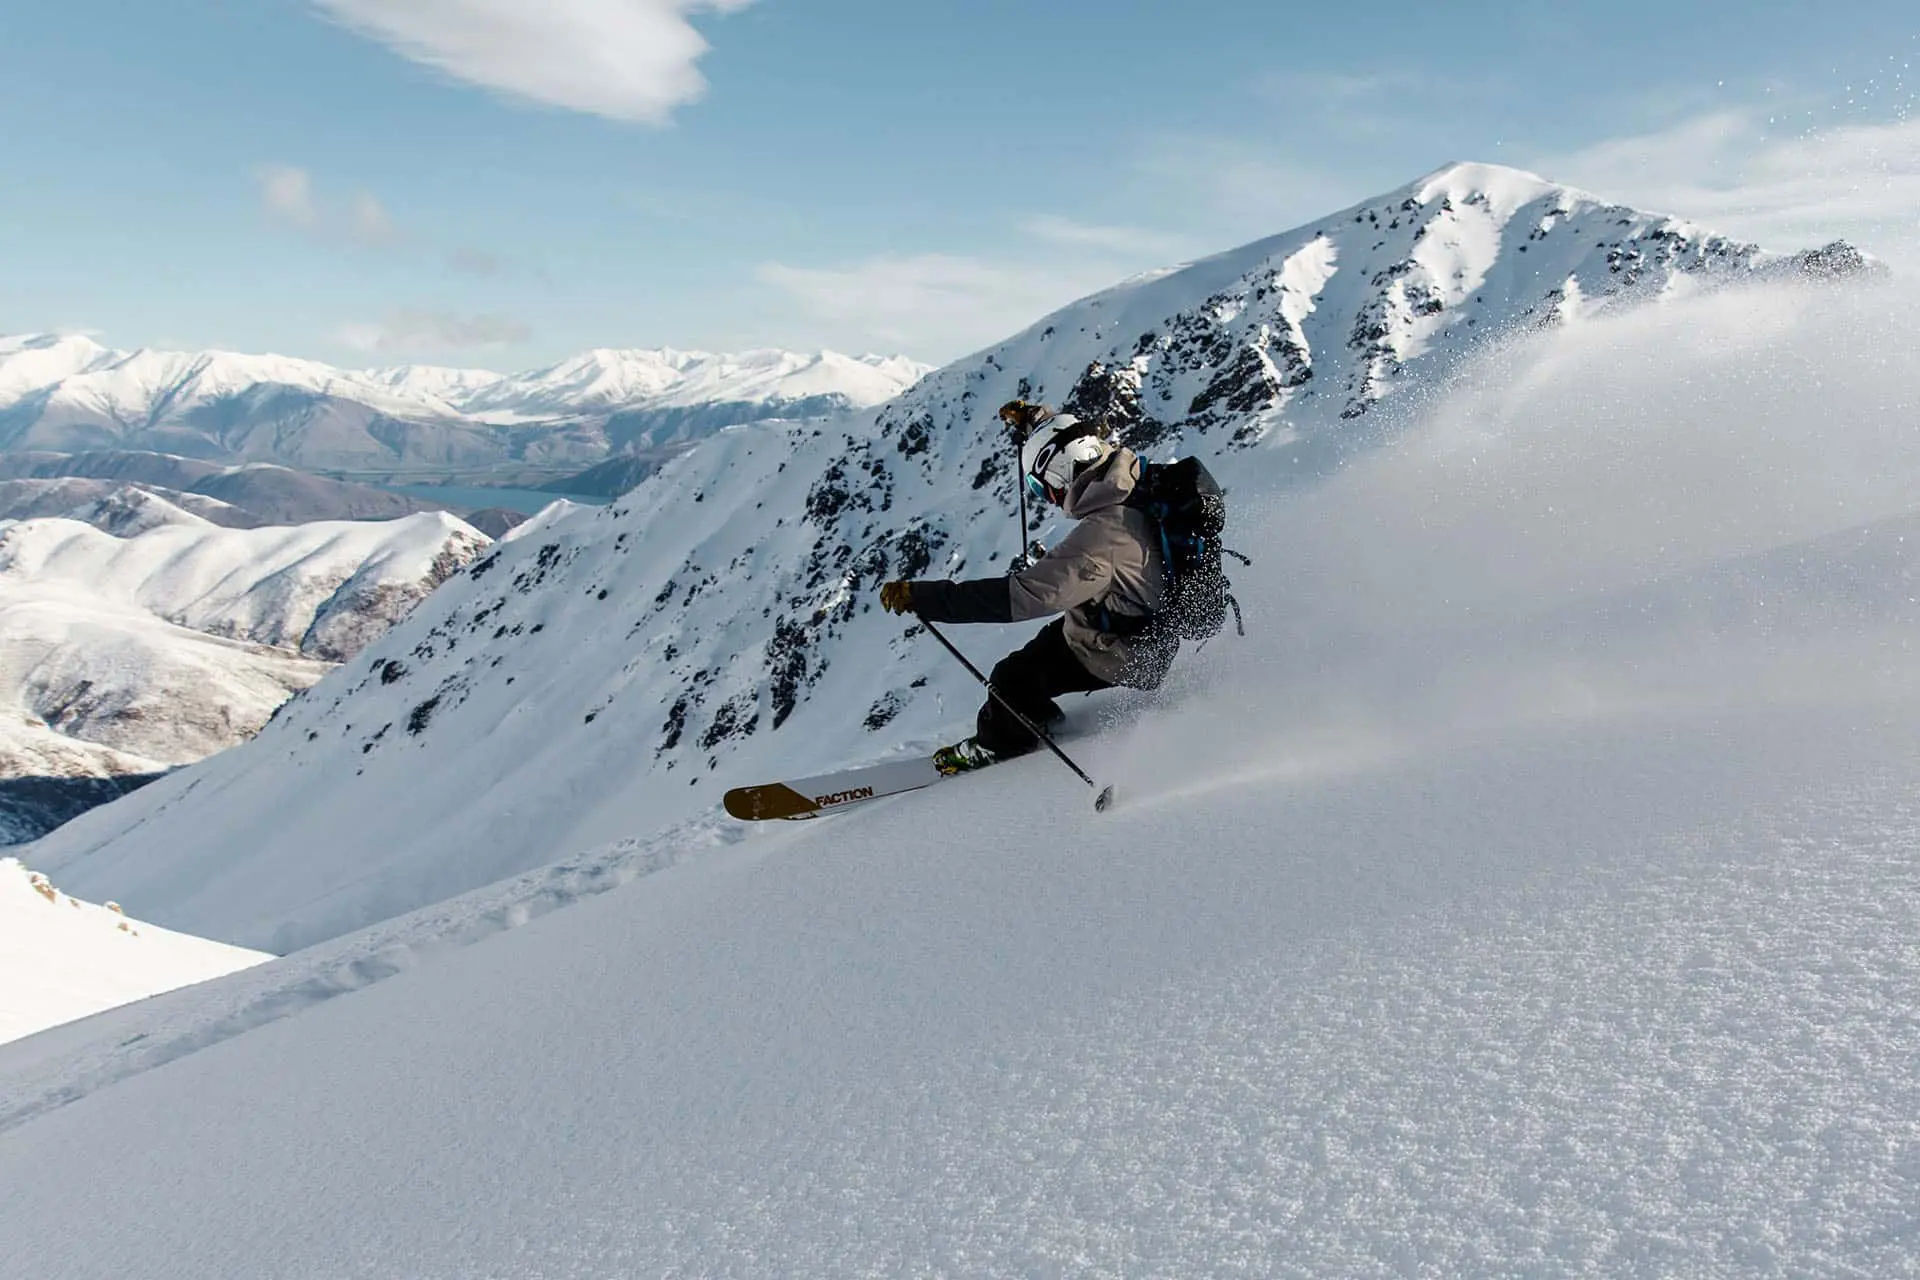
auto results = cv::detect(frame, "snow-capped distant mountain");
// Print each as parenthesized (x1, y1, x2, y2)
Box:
(428, 348, 927, 419)
(0, 451, 447, 525)
(0, 511, 489, 662)
(0, 589, 330, 780)
(0, 511, 488, 788)
(18, 163, 1875, 950)
(0, 478, 242, 534)
(0, 335, 932, 471)
(0, 856, 268, 1045)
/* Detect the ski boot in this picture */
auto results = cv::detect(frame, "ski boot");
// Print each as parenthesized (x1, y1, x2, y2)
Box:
(933, 737, 1000, 776)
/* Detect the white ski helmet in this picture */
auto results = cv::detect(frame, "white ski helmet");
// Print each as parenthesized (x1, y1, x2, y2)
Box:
(1020, 414, 1114, 504)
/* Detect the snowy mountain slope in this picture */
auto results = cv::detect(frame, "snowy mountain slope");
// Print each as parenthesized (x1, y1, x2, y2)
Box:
(44, 484, 222, 535)
(0, 450, 447, 525)
(878, 162, 1868, 458)
(0, 512, 487, 788)
(536, 451, 663, 498)
(0, 857, 268, 1046)
(20, 165, 1885, 954)
(0, 585, 333, 776)
(4, 314, 1920, 1274)
(0, 701, 173, 779)
(0, 511, 489, 661)
(0, 478, 243, 533)
(0, 334, 931, 469)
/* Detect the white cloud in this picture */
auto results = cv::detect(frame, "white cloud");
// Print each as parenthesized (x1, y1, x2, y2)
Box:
(334, 309, 530, 356)
(1132, 136, 1367, 245)
(312, 0, 754, 124)
(756, 254, 1127, 361)
(350, 192, 399, 247)
(1020, 215, 1191, 259)
(257, 166, 404, 249)
(1539, 109, 1920, 267)
(257, 165, 318, 229)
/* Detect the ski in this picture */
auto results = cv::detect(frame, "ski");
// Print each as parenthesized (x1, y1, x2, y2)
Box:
(723, 756, 947, 822)
(723, 729, 1113, 822)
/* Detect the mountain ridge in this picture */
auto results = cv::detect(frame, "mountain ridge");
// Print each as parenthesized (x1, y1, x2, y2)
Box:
(0, 336, 933, 471)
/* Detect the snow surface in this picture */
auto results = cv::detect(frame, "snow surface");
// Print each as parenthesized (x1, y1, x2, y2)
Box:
(1, 269, 1918, 1273)
(0, 857, 267, 1046)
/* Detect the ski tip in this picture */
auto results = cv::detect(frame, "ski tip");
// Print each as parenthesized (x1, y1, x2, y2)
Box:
(1094, 784, 1115, 813)
(723, 783, 821, 822)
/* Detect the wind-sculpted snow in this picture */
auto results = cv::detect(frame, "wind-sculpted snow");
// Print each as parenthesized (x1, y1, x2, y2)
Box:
(18, 164, 1885, 954)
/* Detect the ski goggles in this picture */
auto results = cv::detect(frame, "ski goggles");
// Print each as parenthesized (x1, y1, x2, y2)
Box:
(1025, 426, 1108, 504)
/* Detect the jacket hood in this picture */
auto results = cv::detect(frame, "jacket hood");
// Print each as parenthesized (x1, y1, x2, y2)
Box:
(1062, 448, 1140, 519)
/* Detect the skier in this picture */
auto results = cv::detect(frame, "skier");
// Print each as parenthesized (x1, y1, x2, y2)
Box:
(879, 403, 1173, 775)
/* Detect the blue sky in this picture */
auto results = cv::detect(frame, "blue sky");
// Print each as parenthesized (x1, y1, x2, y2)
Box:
(3, 0, 1917, 368)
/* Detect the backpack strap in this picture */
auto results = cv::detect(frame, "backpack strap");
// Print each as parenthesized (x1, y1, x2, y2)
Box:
(1090, 602, 1155, 637)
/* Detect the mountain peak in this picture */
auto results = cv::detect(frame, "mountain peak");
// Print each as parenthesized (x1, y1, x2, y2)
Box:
(1412, 159, 1559, 192)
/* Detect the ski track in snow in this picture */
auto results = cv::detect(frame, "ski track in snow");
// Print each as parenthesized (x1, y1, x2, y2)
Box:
(0, 811, 777, 1136)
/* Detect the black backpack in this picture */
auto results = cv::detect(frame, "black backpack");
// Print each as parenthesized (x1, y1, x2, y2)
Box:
(1124, 456, 1248, 643)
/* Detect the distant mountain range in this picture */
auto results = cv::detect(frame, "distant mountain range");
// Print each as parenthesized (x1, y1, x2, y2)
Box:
(0, 450, 445, 525)
(19, 161, 1880, 952)
(0, 341, 932, 472)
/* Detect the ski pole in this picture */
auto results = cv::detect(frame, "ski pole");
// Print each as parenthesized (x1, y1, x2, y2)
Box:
(917, 617, 1114, 812)
(1014, 424, 1030, 558)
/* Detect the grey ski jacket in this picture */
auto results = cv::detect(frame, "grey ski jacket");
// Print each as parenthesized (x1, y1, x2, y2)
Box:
(909, 448, 1173, 688)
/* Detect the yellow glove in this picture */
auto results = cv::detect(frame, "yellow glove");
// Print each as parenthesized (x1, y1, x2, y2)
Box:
(879, 580, 916, 615)
(998, 399, 1050, 436)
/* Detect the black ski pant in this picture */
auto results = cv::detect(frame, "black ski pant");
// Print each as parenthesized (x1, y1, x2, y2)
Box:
(975, 619, 1111, 758)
